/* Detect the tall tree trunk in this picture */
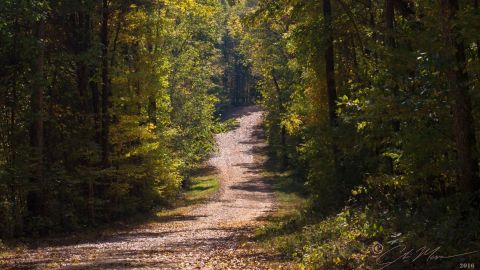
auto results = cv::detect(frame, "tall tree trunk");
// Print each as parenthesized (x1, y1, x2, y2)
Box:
(89, 67, 99, 224)
(79, 12, 95, 224)
(101, 0, 110, 168)
(28, 19, 46, 217)
(323, 0, 338, 128)
(441, 0, 480, 192)
(323, 0, 343, 192)
(272, 71, 288, 169)
(75, 13, 90, 116)
(90, 70, 101, 144)
(475, 0, 480, 59)
(385, 0, 396, 48)
(384, 0, 399, 174)
(10, 12, 23, 236)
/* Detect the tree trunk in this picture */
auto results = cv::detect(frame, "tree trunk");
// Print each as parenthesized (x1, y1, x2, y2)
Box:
(384, 0, 399, 173)
(323, 0, 344, 192)
(10, 12, 24, 236)
(89, 68, 99, 224)
(81, 12, 95, 224)
(323, 0, 338, 128)
(475, 0, 480, 59)
(280, 125, 287, 168)
(75, 12, 90, 116)
(385, 0, 396, 48)
(441, 0, 480, 192)
(90, 69, 101, 142)
(101, 0, 111, 168)
(148, 96, 157, 125)
(272, 71, 288, 169)
(76, 64, 88, 105)
(28, 19, 46, 217)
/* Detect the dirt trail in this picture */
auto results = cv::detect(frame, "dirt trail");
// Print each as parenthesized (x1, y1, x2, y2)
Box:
(1, 106, 287, 270)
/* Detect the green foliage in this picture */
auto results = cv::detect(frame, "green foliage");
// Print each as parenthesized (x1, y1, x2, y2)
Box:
(184, 176, 220, 204)
(214, 118, 240, 133)
(260, 191, 480, 269)
(242, 0, 480, 268)
(2, 4, 480, 270)
(0, 0, 227, 238)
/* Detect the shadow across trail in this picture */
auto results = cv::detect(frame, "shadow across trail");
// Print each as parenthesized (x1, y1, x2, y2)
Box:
(1, 106, 292, 270)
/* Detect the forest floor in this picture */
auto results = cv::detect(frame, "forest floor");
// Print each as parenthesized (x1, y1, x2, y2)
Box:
(0, 106, 296, 270)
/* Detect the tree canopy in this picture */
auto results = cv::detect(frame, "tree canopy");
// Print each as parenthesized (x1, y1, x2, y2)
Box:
(1, 0, 480, 268)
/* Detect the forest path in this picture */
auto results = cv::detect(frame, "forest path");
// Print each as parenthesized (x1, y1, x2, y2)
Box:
(1, 106, 290, 270)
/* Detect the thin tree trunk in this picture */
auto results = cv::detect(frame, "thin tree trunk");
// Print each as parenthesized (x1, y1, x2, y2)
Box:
(10, 11, 23, 236)
(136, 81, 141, 114)
(384, 0, 400, 174)
(28, 19, 46, 216)
(272, 71, 288, 169)
(81, 12, 95, 224)
(89, 68, 99, 224)
(75, 12, 90, 116)
(101, 0, 110, 168)
(441, 0, 480, 192)
(9, 15, 19, 167)
(90, 70, 101, 143)
(323, 0, 343, 192)
(31, 21, 45, 177)
(475, 0, 480, 59)
(323, 0, 338, 128)
(148, 96, 157, 125)
(76, 64, 88, 101)
(385, 0, 396, 48)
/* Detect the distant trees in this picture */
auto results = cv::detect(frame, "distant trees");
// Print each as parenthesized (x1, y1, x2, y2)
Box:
(222, 1, 258, 107)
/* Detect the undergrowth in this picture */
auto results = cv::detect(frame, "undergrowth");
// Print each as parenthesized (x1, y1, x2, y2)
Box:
(257, 170, 480, 270)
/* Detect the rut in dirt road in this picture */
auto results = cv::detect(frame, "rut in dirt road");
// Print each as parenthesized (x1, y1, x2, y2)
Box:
(1, 106, 286, 270)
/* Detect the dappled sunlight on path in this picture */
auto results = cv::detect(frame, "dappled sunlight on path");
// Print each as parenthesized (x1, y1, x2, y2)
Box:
(1, 106, 294, 270)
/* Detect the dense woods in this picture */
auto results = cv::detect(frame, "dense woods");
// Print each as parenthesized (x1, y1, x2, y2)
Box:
(235, 0, 480, 268)
(239, 0, 480, 201)
(1, 0, 480, 268)
(0, 0, 252, 238)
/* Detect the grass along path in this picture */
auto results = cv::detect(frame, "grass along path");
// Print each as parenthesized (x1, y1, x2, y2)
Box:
(0, 106, 294, 270)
